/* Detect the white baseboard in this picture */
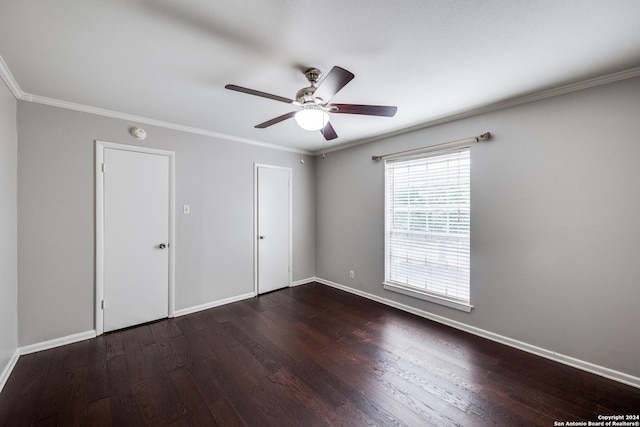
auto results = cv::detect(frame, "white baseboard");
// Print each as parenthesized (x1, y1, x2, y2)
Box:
(174, 292, 256, 317)
(13, 292, 258, 361)
(292, 277, 315, 287)
(0, 349, 20, 393)
(19, 330, 97, 356)
(5, 280, 637, 391)
(312, 277, 640, 389)
(0, 285, 283, 394)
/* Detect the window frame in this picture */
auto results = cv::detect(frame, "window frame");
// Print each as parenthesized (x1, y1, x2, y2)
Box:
(383, 146, 473, 313)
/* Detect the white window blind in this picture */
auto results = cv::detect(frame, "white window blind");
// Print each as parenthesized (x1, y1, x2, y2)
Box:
(384, 147, 470, 307)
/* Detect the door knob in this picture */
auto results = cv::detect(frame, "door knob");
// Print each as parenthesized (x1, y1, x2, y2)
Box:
(258, 235, 266, 240)
(159, 243, 167, 249)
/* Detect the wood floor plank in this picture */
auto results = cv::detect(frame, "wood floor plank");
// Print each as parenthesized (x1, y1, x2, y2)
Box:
(184, 310, 211, 332)
(130, 379, 166, 426)
(2, 282, 639, 426)
(120, 329, 153, 387)
(483, 368, 592, 421)
(31, 344, 74, 423)
(200, 325, 303, 426)
(169, 334, 225, 405)
(155, 336, 185, 372)
(87, 335, 111, 403)
(134, 324, 156, 347)
(203, 304, 235, 324)
(137, 343, 187, 423)
(224, 299, 258, 320)
(106, 354, 141, 426)
(241, 291, 284, 313)
(173, 314, 202, 340)
(266, 366, 347, 426)
(208, 397, 246, 427)
(296, 357, 408, 427)
(169, 367, 219, 426)
(148, 318, 184, 342)
(312, 342, 441, 426)
(249, 309, 318, 362)
(377, 368, 477, 427)
(197, 326, 261, 391)
(196, 326, 287, 426)
(105, 332, 125, 361)
(0, 351, 53, 426)
(273, 287, 330, 319)
(354, 325, 489, 400)
(221, 314, 297, 373)
(261, 306, 335, 350)
(57, 366, 89, 426)
(86, 397, 113, 427)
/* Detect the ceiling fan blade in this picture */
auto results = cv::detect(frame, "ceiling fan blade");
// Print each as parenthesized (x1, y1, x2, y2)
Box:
(329, 103, 397, 117)
(313, 66, 355, 103)
(225, 84, 296, 104)
(320, 122, 338, 141)
(255, 111, 297, 128)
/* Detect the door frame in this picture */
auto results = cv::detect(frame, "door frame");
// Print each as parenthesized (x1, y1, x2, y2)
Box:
(253, 163, 292, 294)
(95, 140, 176, 335)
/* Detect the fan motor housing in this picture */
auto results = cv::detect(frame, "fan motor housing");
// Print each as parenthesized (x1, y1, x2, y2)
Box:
(296, 86, 321, 104)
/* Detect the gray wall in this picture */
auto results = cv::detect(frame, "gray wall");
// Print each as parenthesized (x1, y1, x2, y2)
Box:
(17, 102, 315, 346)
(316, 76, 640, 378)
(0, 80, 18, 376)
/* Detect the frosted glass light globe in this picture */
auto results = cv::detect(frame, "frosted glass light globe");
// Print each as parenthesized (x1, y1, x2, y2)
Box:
(295, 107, 329, 131)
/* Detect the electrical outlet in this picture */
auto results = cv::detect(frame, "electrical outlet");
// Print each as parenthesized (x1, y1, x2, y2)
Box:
(349, 270, 355, 279)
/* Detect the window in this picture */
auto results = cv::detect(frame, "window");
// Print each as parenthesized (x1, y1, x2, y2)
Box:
(384, 147, 472, 312)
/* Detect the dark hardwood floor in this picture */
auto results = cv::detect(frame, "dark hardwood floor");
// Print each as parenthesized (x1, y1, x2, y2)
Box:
(1, 282, 638, 426)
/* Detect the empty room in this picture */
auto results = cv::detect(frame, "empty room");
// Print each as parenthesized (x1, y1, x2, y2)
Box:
(1, 1, 640, 425)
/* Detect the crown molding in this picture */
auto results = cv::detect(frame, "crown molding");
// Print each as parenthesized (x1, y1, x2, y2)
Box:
(0, 52, 310, 155)
(0, 54, 23, 98)
(314, 66, 640, 156)
(19, 93, 312, 155)
(3, 46, 638, 158)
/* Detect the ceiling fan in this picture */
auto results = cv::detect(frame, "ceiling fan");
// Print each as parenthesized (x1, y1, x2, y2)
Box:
(225, 66, 397, 140)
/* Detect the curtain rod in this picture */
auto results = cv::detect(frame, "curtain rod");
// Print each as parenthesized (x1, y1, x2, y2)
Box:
(371, 132, 491, 161)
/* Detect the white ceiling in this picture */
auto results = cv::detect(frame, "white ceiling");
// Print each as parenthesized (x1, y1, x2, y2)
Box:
(1, 0, 639, 153)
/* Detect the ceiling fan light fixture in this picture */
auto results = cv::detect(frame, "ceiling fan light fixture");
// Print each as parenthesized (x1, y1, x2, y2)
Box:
(225, 65, 395, 141)
(294, 106, 329, 131)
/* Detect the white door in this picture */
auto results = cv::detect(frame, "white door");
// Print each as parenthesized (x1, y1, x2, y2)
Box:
(256, 165, 291, 294)
(101, 146, 171, 332)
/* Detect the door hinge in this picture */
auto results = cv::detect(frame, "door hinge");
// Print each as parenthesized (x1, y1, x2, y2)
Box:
(101, 163, 104, 173)
(101, 300, 104, 309)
